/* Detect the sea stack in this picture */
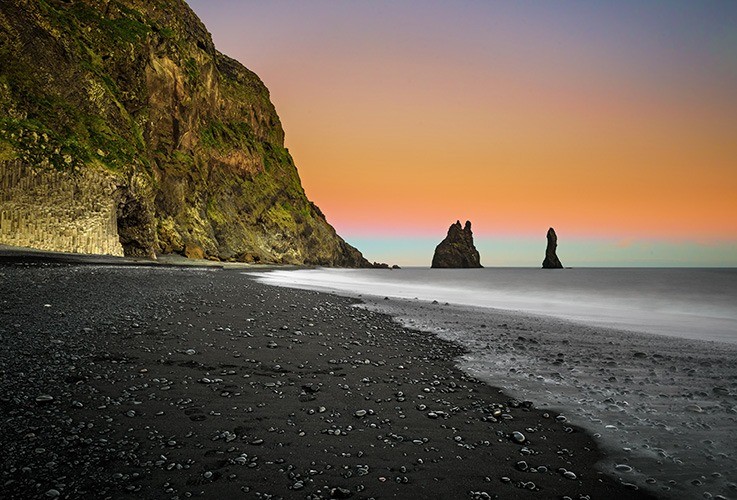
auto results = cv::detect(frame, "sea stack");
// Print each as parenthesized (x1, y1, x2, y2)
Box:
(542, 227, 563, 269)
(431, 220, 482, 268)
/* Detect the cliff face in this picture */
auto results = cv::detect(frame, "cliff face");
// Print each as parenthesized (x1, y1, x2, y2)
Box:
(0, 0, 369, 265)
(431, 220, 482, 268)
(542, 227, 563, 269)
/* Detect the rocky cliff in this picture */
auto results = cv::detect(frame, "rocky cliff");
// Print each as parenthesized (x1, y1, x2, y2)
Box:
(0, 0, 369, 265)
(542, 227, 563, 269)
(431, 220, 482, 268)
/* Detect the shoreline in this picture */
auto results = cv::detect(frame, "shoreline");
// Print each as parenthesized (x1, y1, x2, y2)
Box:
(0, 245, 304, 270)
(251, 270, 737, 499)
(0, 259, 654, 499)
(251, 267, 737, 345)
(358, 297, 737, 499)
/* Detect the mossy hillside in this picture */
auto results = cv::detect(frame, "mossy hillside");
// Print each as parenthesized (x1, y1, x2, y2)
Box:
(0, 0, 368, 265)
(162, 140, 319, 261)
(0, 1, 149, 172)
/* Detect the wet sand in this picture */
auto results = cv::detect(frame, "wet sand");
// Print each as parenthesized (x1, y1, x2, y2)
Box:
(357, 298, 737, 499)
(0, 261, 655, 499)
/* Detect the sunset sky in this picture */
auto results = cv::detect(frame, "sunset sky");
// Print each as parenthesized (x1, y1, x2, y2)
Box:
(189, 1, 737, 266)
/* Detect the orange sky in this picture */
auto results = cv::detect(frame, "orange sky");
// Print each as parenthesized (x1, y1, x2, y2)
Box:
(281, 58, 737, 240)
(190, 1, 737, 246)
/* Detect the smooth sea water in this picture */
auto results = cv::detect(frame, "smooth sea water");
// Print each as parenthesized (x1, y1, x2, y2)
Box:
(253, 267, 737, 497)
(253, 267, 737, 343)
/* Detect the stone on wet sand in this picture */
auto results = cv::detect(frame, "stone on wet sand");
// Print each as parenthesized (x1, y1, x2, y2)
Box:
(511, 431, 526, 444)
(0, 263, 657, 500)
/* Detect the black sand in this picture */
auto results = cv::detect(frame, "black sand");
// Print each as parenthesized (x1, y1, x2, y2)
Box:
(0, 261, 655, 499)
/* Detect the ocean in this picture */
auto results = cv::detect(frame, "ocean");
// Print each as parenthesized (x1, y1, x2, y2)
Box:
(253, 267, 737, 344)
(252, 267, 737, 498)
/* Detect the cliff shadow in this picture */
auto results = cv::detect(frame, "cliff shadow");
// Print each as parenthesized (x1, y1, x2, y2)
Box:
(116, 189, 156, 258)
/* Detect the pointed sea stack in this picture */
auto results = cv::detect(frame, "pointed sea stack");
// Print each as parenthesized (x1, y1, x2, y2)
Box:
(431, 220, 482, 268)
(542, 227, 563, 269)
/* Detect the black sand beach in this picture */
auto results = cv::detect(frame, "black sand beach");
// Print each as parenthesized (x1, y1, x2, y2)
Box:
(0, 261, 655, 499)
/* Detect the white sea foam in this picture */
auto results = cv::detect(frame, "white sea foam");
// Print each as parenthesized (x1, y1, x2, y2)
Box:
(251, 267, 737, 498)
(253, 268, 737, 343)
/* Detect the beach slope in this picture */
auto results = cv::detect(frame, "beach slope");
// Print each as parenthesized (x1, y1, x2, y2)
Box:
(0, 262, 653, 499)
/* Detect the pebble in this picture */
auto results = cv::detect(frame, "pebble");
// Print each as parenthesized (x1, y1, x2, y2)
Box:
(330, 486, 352, 498)
(35, 394, 54, 403)
(4, 264, 683, 500)
(470, 492, 492, 500)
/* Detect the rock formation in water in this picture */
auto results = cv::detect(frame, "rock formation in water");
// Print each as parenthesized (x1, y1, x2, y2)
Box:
(542, 227, 563, 269)
(431, 220, 482, 268)
(0, 0, 369, 266)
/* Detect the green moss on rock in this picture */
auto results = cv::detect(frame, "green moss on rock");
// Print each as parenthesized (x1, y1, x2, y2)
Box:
(0, 0, 369, 266)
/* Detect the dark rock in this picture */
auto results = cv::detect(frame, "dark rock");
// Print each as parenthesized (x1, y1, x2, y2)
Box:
(511, 431, 526, 444)
(330, 486, 353, 498)
(431, 220, 482, 268)
(370, 261, 402, 269)
(542, 227, 563, 269)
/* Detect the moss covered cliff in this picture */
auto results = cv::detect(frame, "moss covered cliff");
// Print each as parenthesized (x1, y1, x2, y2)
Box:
(0, 0, 369, 265)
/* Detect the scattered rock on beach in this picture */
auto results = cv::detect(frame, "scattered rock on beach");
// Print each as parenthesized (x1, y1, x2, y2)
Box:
(0, 263, 662, 500)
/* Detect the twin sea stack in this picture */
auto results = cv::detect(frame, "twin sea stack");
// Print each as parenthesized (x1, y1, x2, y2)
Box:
(431, 220, 482, 268)
(431, 222, 565, 269)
